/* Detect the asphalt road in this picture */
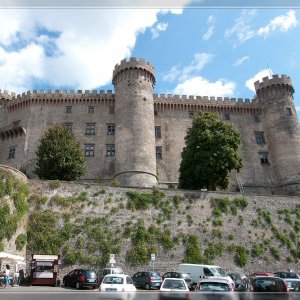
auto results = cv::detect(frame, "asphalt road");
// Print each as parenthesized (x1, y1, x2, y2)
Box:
(0, 286, 298, 300)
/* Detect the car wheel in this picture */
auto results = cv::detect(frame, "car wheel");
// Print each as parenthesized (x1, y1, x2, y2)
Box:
(145, 283, 150, 290)
(76, 282, 81, 289)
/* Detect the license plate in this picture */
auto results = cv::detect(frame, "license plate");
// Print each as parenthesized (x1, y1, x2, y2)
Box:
(106, 288, 117, 291)
(87, 279, 95, 283)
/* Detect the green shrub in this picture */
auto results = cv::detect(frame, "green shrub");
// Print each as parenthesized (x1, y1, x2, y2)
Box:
(186, 214, 194, 226)
(172, 195, 182, 209)
(251, 244, 263, 257)
(234, 246, 248, 267)
(211, 229, 222, 239)
(270, 247, 280, 260)
(228, 233, 234, 240)
(183, 234, 204, 263)
(15, 234, 27, 251)
(212, 219, 223, 227)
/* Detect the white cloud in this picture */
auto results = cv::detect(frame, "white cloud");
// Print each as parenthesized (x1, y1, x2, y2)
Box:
(202, 15, 215, 41)
(233, 56, 250, 66)
(173, 76, 236, 97)
(258, 10, 298, 37)
(0, 8, 183, 93)
(245, 69, 273, 92)
(162, 65, 181, 82)
(151, 22, 169, 39)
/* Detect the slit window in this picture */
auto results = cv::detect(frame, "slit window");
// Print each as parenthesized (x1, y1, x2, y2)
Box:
(109, 107, 115, 114)
(156, 146, 162, 160)
(286, 107, 293, 116)
(188, 111, 194, 118)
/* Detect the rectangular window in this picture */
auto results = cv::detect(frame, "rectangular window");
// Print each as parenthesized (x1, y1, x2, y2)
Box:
(254, 116, 261, 122)
(286, 107, 293, 115)
(255, 132, 265, 144)
(156, 146, 162, 160)
(85, 144, 94, 156)
(8, 147, 16, 159)
(106, 144, 115, 157)
(109, 106, 115, 114)
(224, 114, 230, 120)
(66, 106, 72, 113)
(64, 122, 73, 132)
(107, 123, 115, 135)
(154, 110, 158, 116)
(86, 123, 95, 135)
(188, 111, 194, 118)
(88, 106, 94, 113)
(259, 152, 269, 164)
(155, 126, 161, 138)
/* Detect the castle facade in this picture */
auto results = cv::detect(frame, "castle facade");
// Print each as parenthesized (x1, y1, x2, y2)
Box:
(1, 57, 300, 195)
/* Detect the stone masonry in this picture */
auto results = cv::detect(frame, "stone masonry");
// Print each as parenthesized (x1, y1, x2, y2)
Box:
(0, 57, 300, 195)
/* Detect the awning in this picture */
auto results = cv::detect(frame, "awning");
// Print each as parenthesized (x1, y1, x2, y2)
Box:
(32, 255, 59, 261)
(0, 252, 25, 262)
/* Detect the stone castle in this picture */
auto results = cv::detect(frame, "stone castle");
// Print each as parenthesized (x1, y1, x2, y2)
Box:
(0, 57, 300, 195)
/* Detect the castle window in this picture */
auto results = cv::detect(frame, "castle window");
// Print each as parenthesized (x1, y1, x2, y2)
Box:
(254, 116, 261, 122)
(66, 106, 72, 113)
(64, 122, 73, 132)
(8, 146, 16, 159)
(85, 144, 94, 156)
(188, 111, 194, 118)
(259, 152, 269, 164)
(106, 144, 115, 157)
(107, 123, 115, 135)
(109, 106, 115, 114)
(86, 123, 95, 135)
(154, 110, 158, 116)
(156, 146, 162, 159)
(224, 114, 230, 120)
(255, 131, 265, 144)
(88, 106, 94, 113)
(155, 126, 161, 138)
(286, 107, 293, 116)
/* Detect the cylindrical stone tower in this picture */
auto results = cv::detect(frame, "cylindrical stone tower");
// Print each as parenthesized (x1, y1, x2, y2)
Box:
(112, 57, 157, 187)
(255, 75, 300, 194)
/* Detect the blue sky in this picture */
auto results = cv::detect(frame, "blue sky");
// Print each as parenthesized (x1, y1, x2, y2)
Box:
(0, 3, 299, 115)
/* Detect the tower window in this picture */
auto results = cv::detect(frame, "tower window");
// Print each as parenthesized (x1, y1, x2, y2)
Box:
(8, 147, 16, 159)
(66, 106, 72, 113)
(109, 106, 115, 114)
(64, 122, 73, 132)
(154, 110, 158, 116)
(156, 146, 162, 159)
(254, 116, 261, 122)
(224, 114, 230, 120)
(188, 111, 194, 118)
(286, 107, 293, 116)
(155, 126, 161, 138)
(106, 144, 115, 157)
(259, 152, 269, 164)
(86, 123, 96, 135)
(88, 106, 95, 113)
(107, 123, 115, 135)
(255, 132, 265, 144)
(85, 144, 94, 156)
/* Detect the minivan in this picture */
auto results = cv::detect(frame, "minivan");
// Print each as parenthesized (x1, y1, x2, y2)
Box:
(178, 264, 234, 289)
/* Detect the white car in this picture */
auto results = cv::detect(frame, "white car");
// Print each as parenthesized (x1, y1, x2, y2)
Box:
(99, 274, 136, 292)
(160, 278, 190, 291)
(196, 278, 234, 292)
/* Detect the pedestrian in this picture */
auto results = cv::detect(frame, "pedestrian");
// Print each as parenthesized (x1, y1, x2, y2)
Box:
(3, 271, 9, 288)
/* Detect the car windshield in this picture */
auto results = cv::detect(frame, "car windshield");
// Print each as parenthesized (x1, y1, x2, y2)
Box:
(103, 276, 124, 284)
(199, 282, 230, 292)
(211, 268, 226, 277)
(162, 279, 186, 290)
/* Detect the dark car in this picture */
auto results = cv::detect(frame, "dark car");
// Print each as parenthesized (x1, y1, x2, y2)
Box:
(251, 276, 288, 292)
(97, 267, 124, 284)
(274, 271, 300, 279)
(132, 271, 162, 289)
(162, 272, 192, 288)
(63, 269, 99, 289)
(228, 272, 249, 291)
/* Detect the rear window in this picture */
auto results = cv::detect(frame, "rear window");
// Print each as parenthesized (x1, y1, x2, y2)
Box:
(199, 282, 230, 292)
(253, 278, 284, 292)
(112, 268, 124, 274)
(83, 270, 96, 277)
(162, 279, 186, 290)
(151, 272, 161, 279)
(103, 276, 124, 284)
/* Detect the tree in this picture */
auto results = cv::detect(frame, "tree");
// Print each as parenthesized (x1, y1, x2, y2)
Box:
(178, 112, 242, 190)
(34, 125, 86, 180)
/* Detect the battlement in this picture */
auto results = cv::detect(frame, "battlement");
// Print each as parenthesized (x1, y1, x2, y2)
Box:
(0, 89, 15, 99)
(254, 74, 293, 91)
(9, 89, 115, 101)
(153, 93, 255, 105)
(113, 57, 155, 78)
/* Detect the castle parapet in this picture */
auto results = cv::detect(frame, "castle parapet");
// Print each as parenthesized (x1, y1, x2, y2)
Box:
(254, 74, 293, 92)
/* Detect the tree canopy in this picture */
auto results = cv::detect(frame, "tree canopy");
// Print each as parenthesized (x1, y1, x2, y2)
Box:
(178, 112, 243, 191)
(34, 125, 86, 181)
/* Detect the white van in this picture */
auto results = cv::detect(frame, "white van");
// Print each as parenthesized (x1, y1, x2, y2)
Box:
(178, 264, 234, 289)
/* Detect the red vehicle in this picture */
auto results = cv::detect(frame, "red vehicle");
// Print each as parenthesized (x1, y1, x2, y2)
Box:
(251, 276, 288, 292)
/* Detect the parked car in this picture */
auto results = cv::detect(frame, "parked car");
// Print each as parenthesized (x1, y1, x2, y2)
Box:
(274, 271, 300, 279)
(282, 278, 300, 291)
(162, 272, 192, 288)
(250, 276, 288, 292)
(99, 274, 136, 292)
(63, 269, 99, 289)
(196, 278, 234, 292)
(228, 272, 248, 291)
(132, 271, 162, 289)
(97, 267, 124, 283)
(160, 278, 189, 292)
